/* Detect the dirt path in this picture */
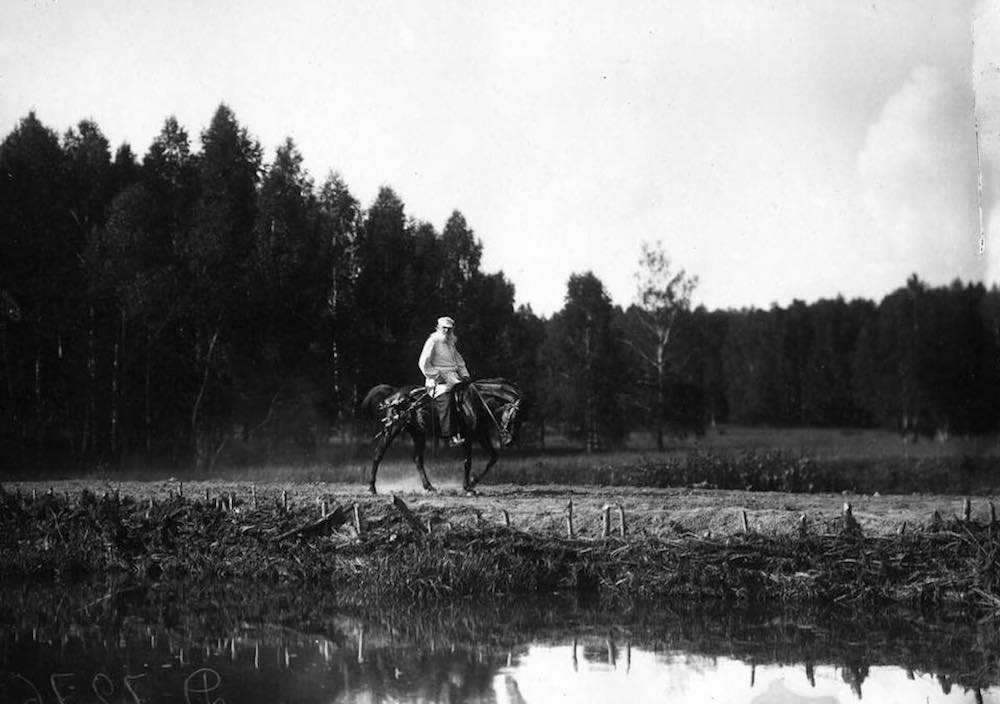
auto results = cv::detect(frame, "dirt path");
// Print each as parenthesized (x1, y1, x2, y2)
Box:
(9, 479, 989, 538)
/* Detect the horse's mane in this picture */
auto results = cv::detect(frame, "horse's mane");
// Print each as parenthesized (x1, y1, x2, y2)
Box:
(472, 378, 521, 404)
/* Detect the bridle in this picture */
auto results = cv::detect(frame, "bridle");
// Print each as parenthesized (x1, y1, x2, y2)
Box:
(470, 383, 521, 445)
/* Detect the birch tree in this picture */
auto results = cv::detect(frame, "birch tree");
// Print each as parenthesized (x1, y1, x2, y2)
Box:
(629, 241, 698, 451)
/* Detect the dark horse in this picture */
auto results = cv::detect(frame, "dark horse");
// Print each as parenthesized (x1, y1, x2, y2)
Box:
(360, 378, 523, 494)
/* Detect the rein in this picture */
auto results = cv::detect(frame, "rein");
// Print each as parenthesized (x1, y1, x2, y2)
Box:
(469, 383, 503, 433)
(470, 382, 518, 443)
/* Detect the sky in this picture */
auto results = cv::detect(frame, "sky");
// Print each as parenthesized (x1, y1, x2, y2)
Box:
(2, 0, 999, 316)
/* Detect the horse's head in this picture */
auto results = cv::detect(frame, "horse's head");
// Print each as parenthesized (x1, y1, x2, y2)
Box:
(498, 398, 523, 446)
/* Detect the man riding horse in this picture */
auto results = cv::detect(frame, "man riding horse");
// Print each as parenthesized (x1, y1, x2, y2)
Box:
(361, 316, 523, 494)
(418, 316, 470, 447)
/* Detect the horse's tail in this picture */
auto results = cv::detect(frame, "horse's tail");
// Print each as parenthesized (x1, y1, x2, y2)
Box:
(360, 384, 397, 422)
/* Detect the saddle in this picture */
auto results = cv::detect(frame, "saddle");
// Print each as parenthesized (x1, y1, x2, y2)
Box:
(378, 384, 478, 431)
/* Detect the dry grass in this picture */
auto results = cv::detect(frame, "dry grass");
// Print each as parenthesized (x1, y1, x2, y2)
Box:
(5, 479, 996, 539)
(5, 481, 1000, 608)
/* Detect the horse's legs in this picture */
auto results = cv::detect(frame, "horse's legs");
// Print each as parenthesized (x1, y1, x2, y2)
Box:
(410, 429, 435, 492)
(369, 426, 401, 494)
(461, 436, 475, 493)
(466, 430, 498, 492)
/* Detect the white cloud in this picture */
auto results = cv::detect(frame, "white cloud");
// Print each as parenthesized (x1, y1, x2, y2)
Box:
(975, 0, 1000, 284)
(858, 64, 982, 286)
(397, 20, 417, 52)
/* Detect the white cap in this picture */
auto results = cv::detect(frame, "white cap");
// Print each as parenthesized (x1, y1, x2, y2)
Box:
(437, 316, 455, 329)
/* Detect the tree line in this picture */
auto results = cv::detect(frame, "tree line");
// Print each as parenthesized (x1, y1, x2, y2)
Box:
(2, 106, 998, 471)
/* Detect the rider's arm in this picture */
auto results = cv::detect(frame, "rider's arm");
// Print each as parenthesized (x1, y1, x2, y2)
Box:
(456, 349, 470, 380)
(418, 336, 441, 381)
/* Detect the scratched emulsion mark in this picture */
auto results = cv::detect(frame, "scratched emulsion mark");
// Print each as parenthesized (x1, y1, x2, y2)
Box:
(973, 0, 1000, 273)
(185, 667, 224, 704)
(4, 669, 214, 703)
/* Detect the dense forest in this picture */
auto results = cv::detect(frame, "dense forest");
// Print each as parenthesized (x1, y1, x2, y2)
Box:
(2, 106, 999, 471)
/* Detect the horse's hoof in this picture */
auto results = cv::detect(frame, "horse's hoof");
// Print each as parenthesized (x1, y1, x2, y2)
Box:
(463, 486, 478, 496)
(368, 486, 377, 495)
(423, 485, 437, 494)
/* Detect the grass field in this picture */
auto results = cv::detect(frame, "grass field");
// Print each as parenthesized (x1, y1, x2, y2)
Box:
(10, 425, 998, 496)
(219, 425, 1000, 496)
(5, 426, 1000, 606)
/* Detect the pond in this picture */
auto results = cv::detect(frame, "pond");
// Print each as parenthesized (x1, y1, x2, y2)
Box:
(1, 579, 997, 703)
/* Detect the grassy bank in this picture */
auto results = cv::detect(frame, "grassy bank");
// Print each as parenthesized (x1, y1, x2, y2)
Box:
(4, 483, 1000, 609)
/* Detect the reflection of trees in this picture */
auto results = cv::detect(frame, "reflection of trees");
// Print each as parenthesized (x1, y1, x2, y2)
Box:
(841, 662, 869, 699)
(1, 580, 999, 701)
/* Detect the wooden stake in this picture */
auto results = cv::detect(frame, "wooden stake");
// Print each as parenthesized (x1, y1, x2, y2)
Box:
(353, 503, 362, 535)
(566, 500, 575, 538)
(252, 485, 258, 510)
(391, 495, 429, 534)
(282, 490, 289, 511)
(500, 508, 510, 528)
(741, 510, 750, 535)
(617, 503, 627, 538)
(798, 513, 807, 538)
(205, 488, 210, 502)
(275, 505, 349, 541)
(602, 504, 611, 538)
(964, 498, 972, 523)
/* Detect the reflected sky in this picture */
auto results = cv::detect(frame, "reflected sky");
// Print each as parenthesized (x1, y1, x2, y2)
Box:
(499, 645, 998, 703)
(1, 580, 997, 703)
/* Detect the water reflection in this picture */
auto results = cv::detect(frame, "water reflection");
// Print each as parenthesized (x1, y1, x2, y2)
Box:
(1, 579, 997, 703)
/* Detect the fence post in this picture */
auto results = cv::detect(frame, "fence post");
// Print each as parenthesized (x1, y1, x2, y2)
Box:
(353, 503, 362, 535)
(617, 503, 627, 538)
(843, 502, 861, 533)
(602, 504, 611, 538)
(741, 510, 750, 535)
(566, 500, 575, 538)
